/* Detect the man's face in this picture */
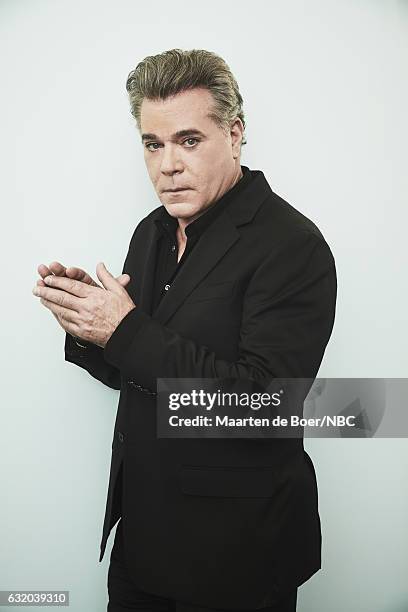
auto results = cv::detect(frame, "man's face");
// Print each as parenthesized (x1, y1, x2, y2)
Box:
(140, 87, 243, 223)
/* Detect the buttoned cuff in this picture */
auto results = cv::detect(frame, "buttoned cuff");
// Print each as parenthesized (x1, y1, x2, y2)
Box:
(65, 331, 99, 356)
(103, 307, 152, 370)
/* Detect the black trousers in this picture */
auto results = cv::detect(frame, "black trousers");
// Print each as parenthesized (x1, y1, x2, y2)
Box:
(107, 520, 297, 612)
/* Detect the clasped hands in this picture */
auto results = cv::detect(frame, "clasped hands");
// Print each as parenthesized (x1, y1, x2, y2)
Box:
(32, 261, 136, 348)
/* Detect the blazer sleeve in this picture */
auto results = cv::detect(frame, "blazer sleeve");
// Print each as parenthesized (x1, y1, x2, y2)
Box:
(63, 223, 144, 391)
(64, 332, 122, 390)
(102, 230, 337, 393)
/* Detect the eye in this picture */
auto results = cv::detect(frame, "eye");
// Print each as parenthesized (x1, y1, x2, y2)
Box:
(145, 142, 161, 152)
(183, 137, 199, 147)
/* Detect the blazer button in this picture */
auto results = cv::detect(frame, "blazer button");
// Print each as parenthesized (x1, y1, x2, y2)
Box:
(127, 380, 141, 390)
(118, 432, 124, 443)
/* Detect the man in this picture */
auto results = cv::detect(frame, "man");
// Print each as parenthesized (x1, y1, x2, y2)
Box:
(32, 49, 337, 612)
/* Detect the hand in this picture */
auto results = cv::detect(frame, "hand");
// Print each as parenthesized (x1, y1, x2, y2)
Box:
(33, 261, 135, 348)
(36, 261, 131, 330)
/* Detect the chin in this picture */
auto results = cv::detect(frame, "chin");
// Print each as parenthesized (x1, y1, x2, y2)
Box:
(162, 201, 201, 219)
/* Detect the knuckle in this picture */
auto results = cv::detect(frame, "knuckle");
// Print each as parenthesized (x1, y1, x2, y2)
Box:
(83, 322, 93, 336)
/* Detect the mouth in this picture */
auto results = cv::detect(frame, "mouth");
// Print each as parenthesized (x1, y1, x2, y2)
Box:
(163, 188, 190, 193)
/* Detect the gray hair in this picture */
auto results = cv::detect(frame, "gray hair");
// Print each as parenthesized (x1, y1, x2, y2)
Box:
(125, 48, 247, 146)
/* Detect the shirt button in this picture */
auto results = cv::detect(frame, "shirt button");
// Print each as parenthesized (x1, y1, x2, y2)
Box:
(164, 284, 170, 291)
(118, 432, 124, 443)
(171, 245, 176, 252)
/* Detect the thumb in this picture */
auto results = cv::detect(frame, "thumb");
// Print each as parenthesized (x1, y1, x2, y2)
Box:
(116, 273, 131, 287)
(96, 262, 123, 294)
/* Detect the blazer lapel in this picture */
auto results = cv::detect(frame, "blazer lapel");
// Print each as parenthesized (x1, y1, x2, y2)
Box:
(152, 211, 241, 325)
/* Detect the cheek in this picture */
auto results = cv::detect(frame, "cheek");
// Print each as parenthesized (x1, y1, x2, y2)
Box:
(144, 155, 159, 183)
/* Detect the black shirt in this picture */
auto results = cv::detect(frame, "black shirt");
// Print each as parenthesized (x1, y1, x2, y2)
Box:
(152, 165, 252, 313)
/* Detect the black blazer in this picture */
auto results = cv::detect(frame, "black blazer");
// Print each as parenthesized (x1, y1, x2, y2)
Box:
(64, 166, 337, 609)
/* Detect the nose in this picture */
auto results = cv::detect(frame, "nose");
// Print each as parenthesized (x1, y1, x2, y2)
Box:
(160, 143, 184, 176)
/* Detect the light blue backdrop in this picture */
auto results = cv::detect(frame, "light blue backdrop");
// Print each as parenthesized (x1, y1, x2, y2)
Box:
(1, 0, 407, 610)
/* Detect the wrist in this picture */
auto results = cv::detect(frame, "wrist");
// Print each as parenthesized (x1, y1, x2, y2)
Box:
(69, 333, 90, 349)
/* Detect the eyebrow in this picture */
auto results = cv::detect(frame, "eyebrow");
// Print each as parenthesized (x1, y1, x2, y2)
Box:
(141, 128, 206, 143)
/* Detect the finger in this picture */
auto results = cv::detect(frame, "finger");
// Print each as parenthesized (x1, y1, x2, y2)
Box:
(37, 264, 65, 290)
(116, 273, 130, 287)
(33, 285, 82, 310)
(44, 262, 100, 288)
(48, 261, 67, 276)
(38, 264, 53, 278)
(65, 266, 99, 287)
(37, 264, 64, 289)
(39, 296, 77, 322)
(39, 298, 81, 335)
(37, 264, 63, 287)
(96, 262, 123, 294)
(42, 275, 91, 298)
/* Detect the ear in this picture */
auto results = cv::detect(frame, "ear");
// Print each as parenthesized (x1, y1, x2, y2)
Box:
(230, 117, 244, 159)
